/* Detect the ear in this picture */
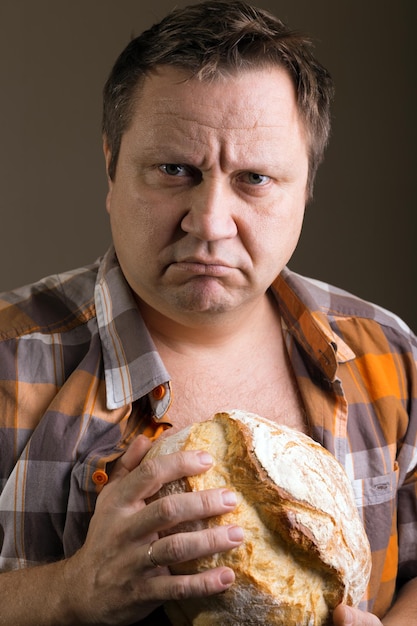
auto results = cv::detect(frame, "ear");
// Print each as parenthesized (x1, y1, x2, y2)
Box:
(102, 135, 113, 180)
(103, 136, 113, 214)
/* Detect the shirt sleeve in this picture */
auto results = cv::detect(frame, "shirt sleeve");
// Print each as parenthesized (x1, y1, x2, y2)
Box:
(396, 332, 417, 587)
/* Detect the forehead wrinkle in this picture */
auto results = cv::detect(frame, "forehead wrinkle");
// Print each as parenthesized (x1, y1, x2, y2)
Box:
(132, 76, 307, 171)
(137, 64, 304, 132)
(148, 89, 289, 131)
(143, 116, 298, 174)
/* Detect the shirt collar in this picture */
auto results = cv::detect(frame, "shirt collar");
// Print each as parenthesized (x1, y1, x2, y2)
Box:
(94, 247, 171, 410)
(272, 268, 355, 382)
(95, 250, 355, 408)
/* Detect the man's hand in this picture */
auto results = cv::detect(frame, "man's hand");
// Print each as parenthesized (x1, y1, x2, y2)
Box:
(333, 605, 382, 625)
(62, 435, 244, 625)
(334, 575, 417, 626)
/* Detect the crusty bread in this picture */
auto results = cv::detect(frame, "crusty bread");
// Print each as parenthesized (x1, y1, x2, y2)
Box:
(145, 410, 371, 625)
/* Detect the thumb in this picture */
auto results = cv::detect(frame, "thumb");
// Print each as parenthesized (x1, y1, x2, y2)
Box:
(333, 606, 355, 626)
(333, 605, 381, 626)
(108, 435, 153, 485)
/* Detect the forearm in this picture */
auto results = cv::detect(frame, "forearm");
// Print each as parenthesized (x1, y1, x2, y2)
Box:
(382, 578, 417, 625)
(0, 558, 81, 626)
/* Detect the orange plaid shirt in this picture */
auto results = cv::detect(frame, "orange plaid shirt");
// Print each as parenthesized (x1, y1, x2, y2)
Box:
(0, 247, 416, 620)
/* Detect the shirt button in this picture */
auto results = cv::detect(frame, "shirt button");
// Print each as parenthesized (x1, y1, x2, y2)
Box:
(92, 469, 109, 486)
(152, 384, 166, 401)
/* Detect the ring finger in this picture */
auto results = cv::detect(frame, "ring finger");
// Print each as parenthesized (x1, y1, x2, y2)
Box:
(143, 525, 244, 571)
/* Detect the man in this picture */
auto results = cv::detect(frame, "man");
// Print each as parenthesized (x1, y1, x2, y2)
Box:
(0, 1, 415, 624)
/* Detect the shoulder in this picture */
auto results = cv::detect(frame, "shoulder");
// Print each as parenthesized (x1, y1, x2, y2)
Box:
(0, 260, 101, 341)
(277, 268, 416, 357)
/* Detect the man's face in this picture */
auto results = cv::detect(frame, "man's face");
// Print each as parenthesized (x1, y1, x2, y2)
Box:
(104, 65, 309, 327)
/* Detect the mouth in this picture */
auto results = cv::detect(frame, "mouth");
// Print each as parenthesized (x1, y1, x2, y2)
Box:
(171, 258, 234, 277)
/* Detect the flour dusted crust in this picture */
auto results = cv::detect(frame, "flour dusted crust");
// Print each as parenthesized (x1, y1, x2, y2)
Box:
(145, 410, 372, 626)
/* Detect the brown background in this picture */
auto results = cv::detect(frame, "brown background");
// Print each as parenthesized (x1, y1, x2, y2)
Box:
(0, 0, 415, 328)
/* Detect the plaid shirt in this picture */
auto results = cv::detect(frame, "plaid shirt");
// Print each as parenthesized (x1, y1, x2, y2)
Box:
(0, 246, 416, 620)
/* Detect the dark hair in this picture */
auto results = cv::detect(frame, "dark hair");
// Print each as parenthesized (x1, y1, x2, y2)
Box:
(102, 0, 334, 197)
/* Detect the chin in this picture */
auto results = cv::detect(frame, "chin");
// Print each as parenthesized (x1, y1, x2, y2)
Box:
(170, 281, 240, 315)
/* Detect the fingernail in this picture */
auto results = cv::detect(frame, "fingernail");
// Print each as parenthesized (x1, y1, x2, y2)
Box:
(222, 490, 237, 506)
(220, 569, 235, 587)
(198, 451, 213, 466)
(228, 525, 244, 542)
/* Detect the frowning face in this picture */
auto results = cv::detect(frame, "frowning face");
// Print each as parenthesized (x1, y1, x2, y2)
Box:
(104, 65, 309, 328)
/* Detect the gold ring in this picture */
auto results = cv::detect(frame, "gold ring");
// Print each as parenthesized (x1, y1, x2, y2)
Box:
(147, 540, 161, 568)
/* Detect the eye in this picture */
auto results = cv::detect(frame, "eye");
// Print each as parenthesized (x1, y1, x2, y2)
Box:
(159, 164, 190, 177)
(244, 172, 270, 186)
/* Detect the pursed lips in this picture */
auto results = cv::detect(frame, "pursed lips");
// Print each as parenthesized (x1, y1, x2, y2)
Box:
(171, 258, 235, 277)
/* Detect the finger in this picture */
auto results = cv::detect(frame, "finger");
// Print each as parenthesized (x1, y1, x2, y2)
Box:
(135, 487, 239, 538)
(136, 566, 236, 603)
(143, 525, 244, 571)
(108, 435, 153, 485)
(119, 449, 215, 504)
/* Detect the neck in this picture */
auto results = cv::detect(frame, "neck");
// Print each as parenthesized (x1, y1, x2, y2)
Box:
(137, 291, 279, 354)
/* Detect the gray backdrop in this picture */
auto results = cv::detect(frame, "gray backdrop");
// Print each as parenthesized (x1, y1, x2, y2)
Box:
(0, 0, 415, 328)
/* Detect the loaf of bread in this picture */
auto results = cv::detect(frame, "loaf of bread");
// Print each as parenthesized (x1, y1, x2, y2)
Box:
(145, 410, 371, 625)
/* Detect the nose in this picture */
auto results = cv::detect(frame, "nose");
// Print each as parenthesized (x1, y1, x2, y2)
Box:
(180, 178, 238, 242)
